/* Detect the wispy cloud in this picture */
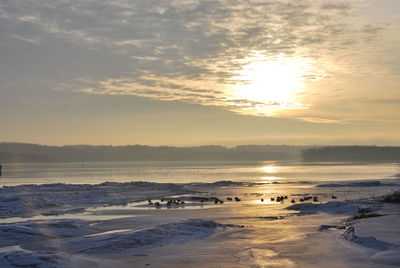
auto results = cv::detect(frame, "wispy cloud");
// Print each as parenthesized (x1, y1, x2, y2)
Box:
(0, 0, 398, 120)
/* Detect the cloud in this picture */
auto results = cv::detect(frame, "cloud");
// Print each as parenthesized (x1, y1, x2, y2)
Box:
(299, 117, 345, 124)
(0, 0, 396, 119)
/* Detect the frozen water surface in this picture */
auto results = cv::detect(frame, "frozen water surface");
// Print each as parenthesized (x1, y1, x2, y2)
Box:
(0, 162, 399, 267)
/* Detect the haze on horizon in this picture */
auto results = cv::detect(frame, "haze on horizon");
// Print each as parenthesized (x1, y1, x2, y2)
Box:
(1, 0, 399, 146)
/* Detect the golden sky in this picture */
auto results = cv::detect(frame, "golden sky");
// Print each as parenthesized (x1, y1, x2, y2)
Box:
(0, 0, 399, 146)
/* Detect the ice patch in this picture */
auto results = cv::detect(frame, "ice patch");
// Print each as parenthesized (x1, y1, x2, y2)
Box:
(287, 201, 358, 215)
(42, 207, 86, 216)
(235, 248, 296, 268)
(187, 180, 252, 187)
(317, 180, 400, 187)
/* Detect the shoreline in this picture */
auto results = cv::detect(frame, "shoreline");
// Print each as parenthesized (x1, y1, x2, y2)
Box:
(1, 178, 399, 267)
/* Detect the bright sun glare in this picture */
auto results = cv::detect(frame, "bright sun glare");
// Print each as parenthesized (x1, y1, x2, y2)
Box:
(261, 166, 278, 173)
(230, 53, 318, 115)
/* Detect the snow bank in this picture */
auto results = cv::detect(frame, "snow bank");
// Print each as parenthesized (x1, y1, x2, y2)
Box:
(322, 200, 400, 266)
(0, 219, 94, 247)
(0, 251, 60, 268)
(64, 219, 235, 254)
(371, 248, 400, 266)
(344, 235, 395, 251)
(0, 182, 190, 218)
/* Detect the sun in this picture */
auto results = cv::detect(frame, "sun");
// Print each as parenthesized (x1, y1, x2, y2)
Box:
(229, 53, 317, 115)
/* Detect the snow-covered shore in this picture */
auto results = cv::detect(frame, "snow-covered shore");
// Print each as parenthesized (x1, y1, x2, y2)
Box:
(0, 181, 192, 219)
(286, 198, 400, 266)
(0, 179, 399, 267)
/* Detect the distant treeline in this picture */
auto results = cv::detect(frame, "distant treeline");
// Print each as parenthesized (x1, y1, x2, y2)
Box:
(0, 142, 306, 163)
(3, 143, 399, 163)
(301, 146, 400, 162)
(0, 152, 53, 163)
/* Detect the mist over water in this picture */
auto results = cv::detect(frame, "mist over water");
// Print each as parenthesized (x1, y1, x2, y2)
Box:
(1, 161, 398, 186)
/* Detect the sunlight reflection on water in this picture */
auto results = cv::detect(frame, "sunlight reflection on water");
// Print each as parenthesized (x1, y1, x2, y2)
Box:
(1, 161, 398, 186)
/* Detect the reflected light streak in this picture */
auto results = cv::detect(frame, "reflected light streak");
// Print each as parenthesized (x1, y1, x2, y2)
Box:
(261, 166, 279, 173)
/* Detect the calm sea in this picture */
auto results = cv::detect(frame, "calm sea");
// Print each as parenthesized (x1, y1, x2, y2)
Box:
(0, 161, 399, 186)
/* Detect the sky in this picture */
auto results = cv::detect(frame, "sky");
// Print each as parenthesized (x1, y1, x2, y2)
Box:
(0, 0, 399, 146)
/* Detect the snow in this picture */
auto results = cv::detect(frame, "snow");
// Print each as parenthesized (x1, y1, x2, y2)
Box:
(0, 251, 60, 268)
(0, 179, 399, 267)
(0, 219, 95, 247)
(64, 219, 235, 254)
(371, 248, 400, 266)
(344, 235, 395, 251)
(0, 182, 191, 218)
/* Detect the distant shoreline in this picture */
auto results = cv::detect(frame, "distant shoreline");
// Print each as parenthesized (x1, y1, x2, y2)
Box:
(1, 142, 400, 163)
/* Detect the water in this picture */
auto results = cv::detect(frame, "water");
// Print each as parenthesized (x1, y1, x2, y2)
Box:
(1, 161, 399, 186)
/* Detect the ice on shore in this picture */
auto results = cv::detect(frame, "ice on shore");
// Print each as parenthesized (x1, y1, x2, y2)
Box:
(0, 219, 95, 247)
(64, 219, 235, 254)
(187, 180, 252, 187)
(371, 248, 400, 266)
(287, 201, 359, 215)
(0, 218, 238, 266)
(2, 179, 398, 219)
(0, 251, 60, 268)
(1, 179, 399, 267)
(316, 180, 400, 187)
(0, 182, 190, 218)
(292, 196, 400, 267)
(235, 248, 296, 268)
(0, 180, 259, 219)
(344, 234, 395, 251)
(341, 213, 400, 266)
